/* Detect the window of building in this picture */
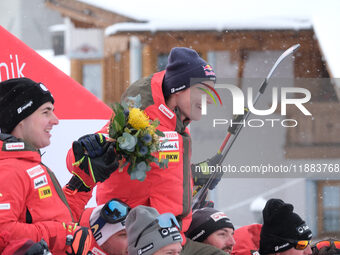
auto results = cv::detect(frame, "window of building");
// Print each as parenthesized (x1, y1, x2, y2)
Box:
(157, 54, 168, 71)
(82, 62, 102, 100)
(52, 32, 65, 56)
(317, 181, 340, 236)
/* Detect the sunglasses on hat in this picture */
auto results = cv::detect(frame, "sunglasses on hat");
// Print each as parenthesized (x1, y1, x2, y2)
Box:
(280, 238, 311, 250)
(100, 198, 131, 224)
(313, 240, 340, 251)
(92, 199, 130, 237)
(134, 213, 181, 248)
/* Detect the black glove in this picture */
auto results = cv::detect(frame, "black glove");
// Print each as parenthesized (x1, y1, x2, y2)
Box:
(191, 153, 223, 190)
(66, 227, 92, 255)
(25, 239, 50, 255)
(71, 141, 119, 188)
(78, 133, 106, 158)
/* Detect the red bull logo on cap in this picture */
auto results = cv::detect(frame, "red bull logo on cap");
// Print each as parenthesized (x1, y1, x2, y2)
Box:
(203, 64, 215, 76)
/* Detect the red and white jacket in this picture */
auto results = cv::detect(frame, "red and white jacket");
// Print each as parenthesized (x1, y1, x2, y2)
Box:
(0, 134, 91, 254)
(67, 71, 193, 243)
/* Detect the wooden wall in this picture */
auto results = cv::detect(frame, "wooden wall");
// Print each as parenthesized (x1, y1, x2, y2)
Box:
(102, 29, 329, 104)
(100, 29, 339, 159)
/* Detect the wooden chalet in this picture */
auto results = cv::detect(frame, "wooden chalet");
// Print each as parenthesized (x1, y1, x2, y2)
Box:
(46, 0, 340, 159)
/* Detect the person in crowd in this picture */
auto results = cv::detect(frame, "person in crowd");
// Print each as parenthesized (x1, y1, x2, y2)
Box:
(66, 47, 225, 254)
(79, 198, 130, 255)
(126, 205, 183, 255)
(311, 239, 340, 255)
(259, 198, 312, 255)
(0, 78, 119, 254)
(186, 207, 235, 254)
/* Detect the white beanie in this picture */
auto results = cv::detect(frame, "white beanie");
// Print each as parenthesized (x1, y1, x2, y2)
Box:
(90, 204, 126, 246)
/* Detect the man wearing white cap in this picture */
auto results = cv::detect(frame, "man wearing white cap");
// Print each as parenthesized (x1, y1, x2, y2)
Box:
(79, 199, 130, 255)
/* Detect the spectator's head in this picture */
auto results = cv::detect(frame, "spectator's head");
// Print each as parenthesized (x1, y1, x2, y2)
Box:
(259, 199, 312, 255)
(162, 47, 216, 121)
(126, 205, 182, 255)
(0, 78, 57, 149)
(90, 199, 130, 255)
(312, 239, 340, 255)
(186, 207, 235, 254)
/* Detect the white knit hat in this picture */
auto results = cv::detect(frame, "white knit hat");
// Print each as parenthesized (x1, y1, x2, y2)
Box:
(90, 204, 126, 246)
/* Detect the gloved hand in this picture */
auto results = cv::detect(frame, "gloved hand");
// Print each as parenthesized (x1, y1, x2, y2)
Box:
(25, 239, 50, 255)
(71, 140, 119, 189)
(78, 133, 106, 158)
(64, 224, 92, 255)
(191, 153, 224, 190)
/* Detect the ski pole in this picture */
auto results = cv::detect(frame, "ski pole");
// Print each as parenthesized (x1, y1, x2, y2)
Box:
(192, 44, 301, 209)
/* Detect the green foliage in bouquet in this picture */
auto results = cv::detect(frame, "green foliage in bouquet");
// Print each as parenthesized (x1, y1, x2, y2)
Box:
(109, 95, 168, 181)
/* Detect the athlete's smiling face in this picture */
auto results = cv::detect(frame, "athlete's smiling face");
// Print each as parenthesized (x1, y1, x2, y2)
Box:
(11, 102, 59, 149)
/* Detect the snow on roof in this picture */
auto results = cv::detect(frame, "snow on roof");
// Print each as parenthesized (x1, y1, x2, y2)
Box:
(77, 0, 340, 78)
(313, 14, 340, 79)
(105, 17, 311, 35)
(49, 24, 66, 32)
(77, 0, 337, 34)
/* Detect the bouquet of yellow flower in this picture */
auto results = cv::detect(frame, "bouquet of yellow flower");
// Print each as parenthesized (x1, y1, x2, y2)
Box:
(109, 95, 168, 181)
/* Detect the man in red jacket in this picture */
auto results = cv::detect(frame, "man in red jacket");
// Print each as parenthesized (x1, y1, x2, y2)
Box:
(67, 47, 225, 254)
(0, 78, 119, 255)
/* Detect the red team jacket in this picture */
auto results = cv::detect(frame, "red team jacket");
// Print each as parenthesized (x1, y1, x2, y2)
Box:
(67, 71, 193, 242)
(0, 134, 92, 254)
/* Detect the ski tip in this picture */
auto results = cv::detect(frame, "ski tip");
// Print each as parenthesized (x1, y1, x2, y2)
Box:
(291, 44, 301, 52)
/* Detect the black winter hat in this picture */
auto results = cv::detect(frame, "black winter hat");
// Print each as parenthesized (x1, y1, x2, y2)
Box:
(162, 47, 216, 98)
(186, 207, 234, 242)
(0, 78, 54, 133)
(259, 199, 312, 255)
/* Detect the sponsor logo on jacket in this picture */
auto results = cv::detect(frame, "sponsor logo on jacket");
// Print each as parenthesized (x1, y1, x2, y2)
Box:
(27, 165, 45, 178)
(34, 175, 48, 189)
(91, 247, 106, 255)
(159, 152, 179, 162)
(159, 131, 178, 141)
(5, 142, 25, 150)
(159, 141, 179, 151)
(38, 186, 52, 199)
(158, 104, 174, 119)
(0, 203, 10, 210)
